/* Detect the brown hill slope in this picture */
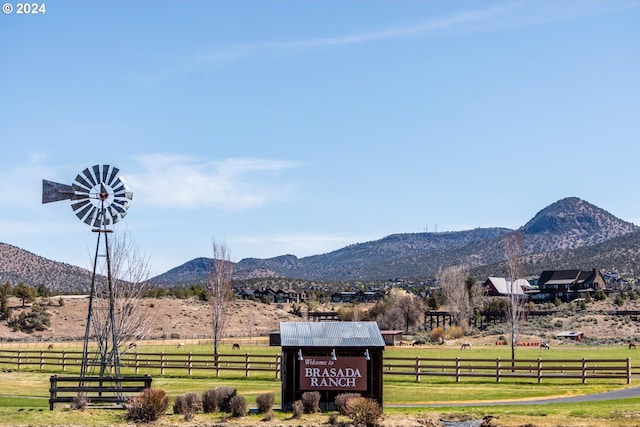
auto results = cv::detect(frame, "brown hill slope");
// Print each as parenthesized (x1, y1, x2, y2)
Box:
(0, 297, 301, 343)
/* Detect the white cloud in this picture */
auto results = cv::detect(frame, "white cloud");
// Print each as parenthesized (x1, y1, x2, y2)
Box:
(186, 1, 639, 68)
(128, 154, 301, 210)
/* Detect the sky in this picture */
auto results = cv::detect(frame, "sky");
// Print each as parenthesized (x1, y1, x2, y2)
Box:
(1, 1, 639, 277)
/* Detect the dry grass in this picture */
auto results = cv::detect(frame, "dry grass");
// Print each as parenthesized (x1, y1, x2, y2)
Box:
(0, 297, 301, 343)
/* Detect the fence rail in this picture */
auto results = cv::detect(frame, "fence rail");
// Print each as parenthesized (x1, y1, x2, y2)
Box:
(383, 356, 632, 384)
(0, 349, 282, 378)
(0, 349, 631, 384)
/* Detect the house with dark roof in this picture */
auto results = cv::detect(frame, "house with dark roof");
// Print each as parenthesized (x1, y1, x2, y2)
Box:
(537, 269, 606, 302)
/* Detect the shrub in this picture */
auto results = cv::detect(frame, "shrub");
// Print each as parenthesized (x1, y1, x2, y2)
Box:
(255, 392, 275, 413)
(447, 325, 465, 339)
(126, 388, 169, 422)
(301, 391, 320, 413)
(229, 395, 247, 418)
(429, 327, 444, 343)
(292, 400, 304, 419)
(70, 392, 89, 410)
(173, 392, 202, 415)
(215, 386, 237, 412)
(202, 389, 218, 413)
(8, 304, 51, 332)
(345, 397, 382, 427)
(335, 393, 360, 415)
(202, 386, 236, 413)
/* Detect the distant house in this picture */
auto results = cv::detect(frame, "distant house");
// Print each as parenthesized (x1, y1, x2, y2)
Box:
(484, 277, 530, 298)
(555, 330, 585, 342)
(330, 290, 386, 304)
(537, 269, 606, 302)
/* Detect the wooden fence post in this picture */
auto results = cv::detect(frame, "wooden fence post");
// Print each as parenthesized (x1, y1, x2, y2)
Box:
(62, 351, 66, 372)
(49, 375, 57, 410)
(135, 352, 139, 374)
(415, 356, 421, 382)
(160, 352, 165, 375)
(188, 352, 193, 376)
(17, 350, 21, 371)
(582, 358, 587, 384)
(496, 357, 501, 383)
(455, 357, 461, 382)
(537, 358, 542, 383)
(627, 357, 632, 384)
(245, 353, 250, 378)
(215, 353, 220, 378)
(275, 354, 281, 379)
(40, 350, 44, 370)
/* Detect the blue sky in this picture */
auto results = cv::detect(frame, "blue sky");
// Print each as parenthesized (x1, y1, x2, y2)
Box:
(1, 1, 639, 276)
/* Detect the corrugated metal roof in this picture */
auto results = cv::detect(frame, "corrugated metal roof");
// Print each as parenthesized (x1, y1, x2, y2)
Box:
(487, 277, 528, 295)
(279, 322, 385, 348)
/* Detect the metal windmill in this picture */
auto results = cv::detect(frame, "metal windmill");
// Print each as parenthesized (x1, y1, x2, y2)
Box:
(43, 165, 133, 378)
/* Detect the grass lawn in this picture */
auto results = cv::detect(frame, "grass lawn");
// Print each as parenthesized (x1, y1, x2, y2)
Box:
(0, 342, 638, 425)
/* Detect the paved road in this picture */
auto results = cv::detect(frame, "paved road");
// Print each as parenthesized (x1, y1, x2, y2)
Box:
(388, 386, 640, 407)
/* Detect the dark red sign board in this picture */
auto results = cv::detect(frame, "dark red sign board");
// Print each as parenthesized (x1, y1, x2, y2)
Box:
(299, 356, 367, 391)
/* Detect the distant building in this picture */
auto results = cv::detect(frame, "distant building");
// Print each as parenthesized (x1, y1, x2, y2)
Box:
(537, 269, 606, 302)
(484, 277, 530, 297)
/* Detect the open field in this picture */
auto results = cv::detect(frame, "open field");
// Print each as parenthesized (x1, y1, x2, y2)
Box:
(3, 296, 640, 425)
(1, 343, 640, 426)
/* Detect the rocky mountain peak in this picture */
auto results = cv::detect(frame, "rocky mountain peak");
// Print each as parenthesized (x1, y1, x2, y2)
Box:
(520, 197, 638, 253)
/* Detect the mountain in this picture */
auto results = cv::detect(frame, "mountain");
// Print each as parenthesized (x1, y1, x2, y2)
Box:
(0, 243, 93, 293)
(2, 197, 640, 290)
(151, 197, 639, 283)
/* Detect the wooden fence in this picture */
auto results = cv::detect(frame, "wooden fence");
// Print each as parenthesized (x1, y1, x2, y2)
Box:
(383, 356, 632, 384)
(0, 349, 632, 384)
(0, 349, 282, 378)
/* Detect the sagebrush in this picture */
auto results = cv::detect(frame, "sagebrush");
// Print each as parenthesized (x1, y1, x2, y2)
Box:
(126, 388, 169, 422)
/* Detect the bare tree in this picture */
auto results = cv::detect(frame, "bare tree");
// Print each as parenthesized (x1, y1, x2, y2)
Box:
(438, 265, 472, 330)
(503, 231, 527, 364)
(375, 289, 424, 332)
(207, 239, 234, 360)
(90, 231, 153, 375)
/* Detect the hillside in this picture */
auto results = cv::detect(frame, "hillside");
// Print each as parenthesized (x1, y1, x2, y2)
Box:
(0, 297, 301, 342)
(2, 197, 640, 290)
(0, 243, 93, 293)
(153, 197, 639, 283)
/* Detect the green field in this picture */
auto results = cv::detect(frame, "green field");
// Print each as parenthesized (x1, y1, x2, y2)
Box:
(1, 342, 639, 426)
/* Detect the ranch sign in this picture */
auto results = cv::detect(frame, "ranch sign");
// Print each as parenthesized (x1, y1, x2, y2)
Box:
(299, 356, 367, 390)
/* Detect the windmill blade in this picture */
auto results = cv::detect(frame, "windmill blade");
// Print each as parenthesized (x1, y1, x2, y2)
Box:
(113, 198, 130, 211)
(101, 165, 109, 185)
(111, 202, 127, 216)
(91, 165, 102, 187)
(82, 167, 97, 187)
(71, 199, 91, 212)
(74, 203, 94, 222)
(42, 180, 74, 204)
(73, 175, 93, 193)
(106, 166, 119, 186)
(107, 206, 121, 224)
(92, 208, 105, 227)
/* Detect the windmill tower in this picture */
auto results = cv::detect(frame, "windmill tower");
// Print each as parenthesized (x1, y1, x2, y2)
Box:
(43, 165, 133, 378)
